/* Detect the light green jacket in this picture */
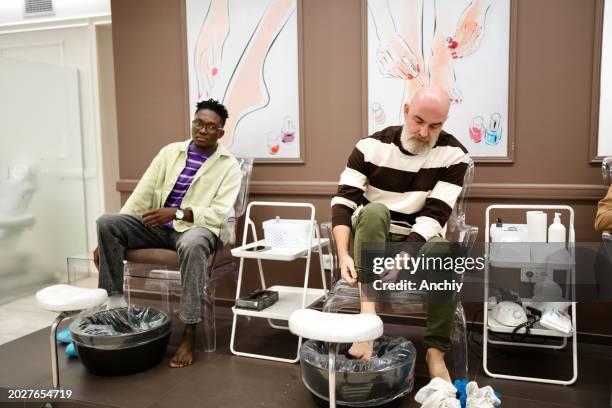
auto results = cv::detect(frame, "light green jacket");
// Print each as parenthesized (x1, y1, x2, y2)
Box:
(120, 140, 242, 237)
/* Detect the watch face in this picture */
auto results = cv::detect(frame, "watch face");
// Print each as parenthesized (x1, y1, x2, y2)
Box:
(175, 209, 184, 220)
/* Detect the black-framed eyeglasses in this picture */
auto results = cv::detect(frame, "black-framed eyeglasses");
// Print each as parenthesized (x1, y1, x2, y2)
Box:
(192, 120, 223, 132)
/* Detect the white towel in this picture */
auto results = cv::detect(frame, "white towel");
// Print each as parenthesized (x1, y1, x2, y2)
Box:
(540, 309, 573, 334)
(415, 378, 459, 407)
(466, 381, 501, 407)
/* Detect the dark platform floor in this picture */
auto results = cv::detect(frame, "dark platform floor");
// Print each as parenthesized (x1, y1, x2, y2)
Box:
(0, 307, 610, 408)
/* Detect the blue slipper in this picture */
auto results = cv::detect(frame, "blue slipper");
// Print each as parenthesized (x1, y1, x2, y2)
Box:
(65, 342, 77, 358)
(56, 327, 71, 344)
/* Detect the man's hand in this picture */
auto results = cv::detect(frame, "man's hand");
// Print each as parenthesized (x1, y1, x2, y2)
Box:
(381, 251, 410, 283)
(348, 340, 374, 362)
(339, 254, 358, 285)
(142, 208, 177, 228)
(93, 246, 100, 271)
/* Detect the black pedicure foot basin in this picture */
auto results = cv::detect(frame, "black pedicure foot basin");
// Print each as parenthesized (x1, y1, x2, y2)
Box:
(70, 306, 171, 376)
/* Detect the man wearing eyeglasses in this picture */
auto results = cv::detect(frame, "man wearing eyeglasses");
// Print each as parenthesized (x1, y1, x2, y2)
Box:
(94, 99, 242, 368)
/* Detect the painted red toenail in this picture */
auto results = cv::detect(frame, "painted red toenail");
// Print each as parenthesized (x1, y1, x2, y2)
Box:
(449, 41, 458, 49)
(212, 67, 218, 76)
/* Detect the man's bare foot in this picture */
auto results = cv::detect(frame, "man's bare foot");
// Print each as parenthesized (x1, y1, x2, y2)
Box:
(169, 324, 196, 368)
(348, 341, 374, 362)
(425, 347, 452, 383)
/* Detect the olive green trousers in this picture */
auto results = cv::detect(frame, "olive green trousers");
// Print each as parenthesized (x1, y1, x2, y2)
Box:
(351, 203, 460, 352)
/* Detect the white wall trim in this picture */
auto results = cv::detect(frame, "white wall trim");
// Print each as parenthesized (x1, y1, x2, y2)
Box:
(0, 14, 111, 35)
(0, 40, 65, 65)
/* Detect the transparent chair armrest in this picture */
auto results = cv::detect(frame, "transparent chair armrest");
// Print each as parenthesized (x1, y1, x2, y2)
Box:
(218, 217, 238, 247)
(459, 223, 479, 239)
(319, 222, 341, 286)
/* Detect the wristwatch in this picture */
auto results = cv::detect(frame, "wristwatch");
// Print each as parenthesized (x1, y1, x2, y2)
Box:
(175, 208, 185, 221)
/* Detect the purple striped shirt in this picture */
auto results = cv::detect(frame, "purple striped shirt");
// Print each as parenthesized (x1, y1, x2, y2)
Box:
(163, 142, 211, 228)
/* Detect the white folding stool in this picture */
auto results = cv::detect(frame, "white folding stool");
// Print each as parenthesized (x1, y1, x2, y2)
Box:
(289, 309, 383, 408)
(36, 284, 108, 388)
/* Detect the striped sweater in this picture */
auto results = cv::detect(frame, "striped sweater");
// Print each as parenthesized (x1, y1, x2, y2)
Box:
(331, 126, 469, 242)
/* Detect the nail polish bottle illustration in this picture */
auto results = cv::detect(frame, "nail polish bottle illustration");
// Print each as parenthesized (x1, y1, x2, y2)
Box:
(469, 116, 485, 143)
(371, 102, 385, 125)
(281, 116, 296, 144)
(485, 113, 502, 146)
(267, 132, 280, 155)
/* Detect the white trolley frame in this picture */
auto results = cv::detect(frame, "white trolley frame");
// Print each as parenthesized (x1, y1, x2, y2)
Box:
(483, 204, 578, 385)
(229, 201, 328, 363)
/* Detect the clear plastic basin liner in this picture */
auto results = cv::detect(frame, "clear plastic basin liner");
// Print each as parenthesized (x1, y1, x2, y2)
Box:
(70, 306, 171, 350)
(300, 336, 416, 406)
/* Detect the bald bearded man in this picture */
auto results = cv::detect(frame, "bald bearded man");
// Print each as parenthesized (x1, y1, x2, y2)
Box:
(331, 86, 470, 384)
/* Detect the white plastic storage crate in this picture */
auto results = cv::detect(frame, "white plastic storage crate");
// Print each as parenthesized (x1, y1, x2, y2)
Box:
(263, 218, 314, 248)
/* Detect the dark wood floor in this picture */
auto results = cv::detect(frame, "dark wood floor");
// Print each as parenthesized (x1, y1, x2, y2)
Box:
(0, 306, 610, 408)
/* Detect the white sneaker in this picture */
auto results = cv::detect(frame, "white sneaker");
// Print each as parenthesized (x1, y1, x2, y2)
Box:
(415, 378, 459, 408)
(466, 381, 501, 407)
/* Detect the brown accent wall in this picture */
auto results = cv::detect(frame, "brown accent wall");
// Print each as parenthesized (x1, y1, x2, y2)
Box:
(111, 0, 611, 335)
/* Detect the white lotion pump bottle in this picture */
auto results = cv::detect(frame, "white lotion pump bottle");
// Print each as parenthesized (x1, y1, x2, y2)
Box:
(548, 212, 566, 242)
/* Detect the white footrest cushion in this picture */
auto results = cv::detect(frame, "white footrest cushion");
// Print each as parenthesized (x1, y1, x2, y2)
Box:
(289, 309, 383, 343)
(36, 284, 108, 312)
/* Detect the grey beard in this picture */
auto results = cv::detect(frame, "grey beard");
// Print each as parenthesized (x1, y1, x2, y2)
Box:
(404, 137, 433, 155)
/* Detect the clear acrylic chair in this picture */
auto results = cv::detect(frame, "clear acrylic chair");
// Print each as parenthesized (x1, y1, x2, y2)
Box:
(123, 157, 254, 352)
(320, 158, 478, 379)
